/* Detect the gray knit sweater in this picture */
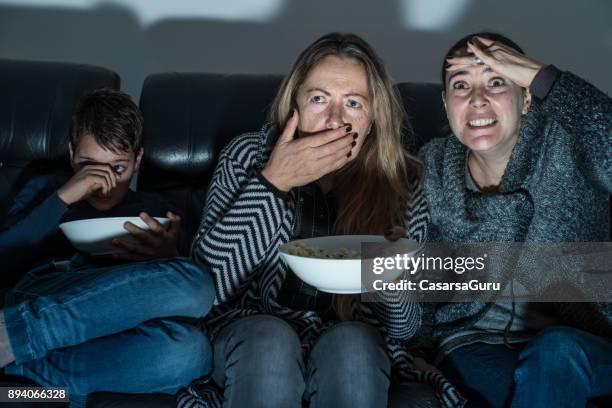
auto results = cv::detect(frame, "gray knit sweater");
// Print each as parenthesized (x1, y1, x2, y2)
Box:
(415, 71, 612, 358)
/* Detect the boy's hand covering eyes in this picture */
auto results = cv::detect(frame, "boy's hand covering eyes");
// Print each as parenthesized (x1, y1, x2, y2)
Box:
(112, 211, 181, 261)
(57, 163, 118, 206)
(76, 160, 126, 176)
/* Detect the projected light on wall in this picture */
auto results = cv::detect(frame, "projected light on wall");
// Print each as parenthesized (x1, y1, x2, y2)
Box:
(0, 0, 285, 25)
(399, 0, 471, 31)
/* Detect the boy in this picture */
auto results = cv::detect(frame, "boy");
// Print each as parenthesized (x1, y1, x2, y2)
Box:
(0, 89, 214, 406)
(0, 88, 180, 273)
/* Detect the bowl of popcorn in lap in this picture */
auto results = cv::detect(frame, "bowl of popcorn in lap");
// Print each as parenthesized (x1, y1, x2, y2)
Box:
(279, 235, 421, 294)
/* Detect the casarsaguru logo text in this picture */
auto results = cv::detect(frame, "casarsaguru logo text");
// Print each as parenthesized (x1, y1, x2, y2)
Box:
(372, 279, 500, 291)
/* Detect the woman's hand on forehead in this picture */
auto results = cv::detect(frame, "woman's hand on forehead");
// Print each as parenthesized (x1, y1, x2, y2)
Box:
(446, 36, 544, 88)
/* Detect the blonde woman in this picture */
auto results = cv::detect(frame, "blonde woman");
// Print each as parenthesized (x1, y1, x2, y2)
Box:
(178, 33, 463, 408)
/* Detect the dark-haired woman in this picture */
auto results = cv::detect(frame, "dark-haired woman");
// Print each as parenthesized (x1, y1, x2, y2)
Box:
(417, 33, 612, 407)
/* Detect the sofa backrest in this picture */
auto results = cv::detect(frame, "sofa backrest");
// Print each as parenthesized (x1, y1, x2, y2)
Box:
(0, 59, 120, 217)
(138, 73, 448, 254)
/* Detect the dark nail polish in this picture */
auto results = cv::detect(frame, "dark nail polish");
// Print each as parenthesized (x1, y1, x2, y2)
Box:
(347, 151, 352, 158)
(353, 133, 358, 140)
(351, 141, 356, 147)
(346, 126, 352, 133)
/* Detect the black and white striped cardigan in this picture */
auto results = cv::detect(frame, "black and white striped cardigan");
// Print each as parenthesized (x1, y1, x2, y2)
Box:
(176, 123, 465, 408)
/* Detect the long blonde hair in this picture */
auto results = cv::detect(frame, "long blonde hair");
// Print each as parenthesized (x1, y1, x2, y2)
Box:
(271, 33, 421, 318)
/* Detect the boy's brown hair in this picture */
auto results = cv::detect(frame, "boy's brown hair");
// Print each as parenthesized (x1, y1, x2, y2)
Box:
(71, 88, 143, 153)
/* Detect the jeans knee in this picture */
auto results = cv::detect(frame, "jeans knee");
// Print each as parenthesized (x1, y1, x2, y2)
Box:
(318, 322, 386, 357)
(160, 257, 215, 318)
(307, 323, 390, 405)
(216, 315, 304, 406)
(525, 327, 583, 357)
(145, 321, 212, 392)
(518, 326, 590, 376)
(312, 322, 390, 376)
(233, 315, 301, 357)
(220, 315, 302, 380)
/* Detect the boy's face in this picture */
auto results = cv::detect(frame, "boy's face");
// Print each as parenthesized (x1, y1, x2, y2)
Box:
(70, 134, 143, 211)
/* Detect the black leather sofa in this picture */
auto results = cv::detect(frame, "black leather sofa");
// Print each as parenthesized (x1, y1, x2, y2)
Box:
(0, 58, 447, 407)
(4, 58, 609, 407)
(136, 73, 448, 255)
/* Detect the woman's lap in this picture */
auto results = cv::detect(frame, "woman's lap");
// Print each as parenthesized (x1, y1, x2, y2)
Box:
(439, 326, 612, 408)
(212, 315, 439, 408)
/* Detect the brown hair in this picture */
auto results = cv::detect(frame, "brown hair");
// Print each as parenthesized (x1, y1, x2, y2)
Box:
(71, 88, 143, 153)
(270, 33, 421, 319)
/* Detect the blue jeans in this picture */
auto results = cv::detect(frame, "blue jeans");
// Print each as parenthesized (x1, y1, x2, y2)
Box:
(439, 326, 612, 408)
(212, 315, 440, 408)
(3, 256, 215, 407)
